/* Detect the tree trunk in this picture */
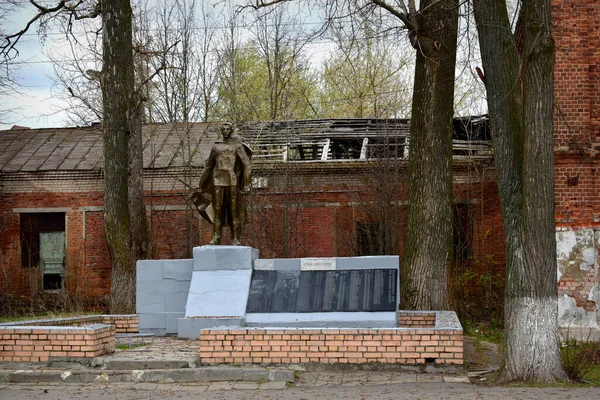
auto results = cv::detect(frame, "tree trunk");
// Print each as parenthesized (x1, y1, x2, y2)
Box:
(473, 0, 566, 382)
(102, 0, 141, 313)
(401, 0, 458, 310)
(128, 93, 151, 262)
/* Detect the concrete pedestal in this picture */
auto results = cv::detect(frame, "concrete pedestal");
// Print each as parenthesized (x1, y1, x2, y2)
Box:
(178, 246, 258, 339)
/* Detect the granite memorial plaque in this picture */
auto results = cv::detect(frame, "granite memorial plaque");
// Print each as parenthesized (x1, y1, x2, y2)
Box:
(246, 269, 397, 313)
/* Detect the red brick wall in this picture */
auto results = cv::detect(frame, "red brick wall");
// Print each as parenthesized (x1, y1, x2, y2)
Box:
(0, 172, 505, 306)
(83, 210, 111, 299)
(552, 0, 600, 148)
(552, 0, 600, 230)
(199, 327, 463, 366)
(0, 324, 115, 362)
(555, 158, 600, 228)
(0, 190, 200, 306)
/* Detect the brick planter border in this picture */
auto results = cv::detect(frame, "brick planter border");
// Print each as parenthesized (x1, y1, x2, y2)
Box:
(199, 311, 463, 366)
(0, 314, 138, 363)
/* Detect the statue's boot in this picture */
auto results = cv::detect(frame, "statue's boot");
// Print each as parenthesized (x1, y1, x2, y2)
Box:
(231, 223, 242, 246)
(208, 223, 221, 245)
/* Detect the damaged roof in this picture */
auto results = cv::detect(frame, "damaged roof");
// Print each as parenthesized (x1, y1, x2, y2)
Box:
(0, 117, 492, 173)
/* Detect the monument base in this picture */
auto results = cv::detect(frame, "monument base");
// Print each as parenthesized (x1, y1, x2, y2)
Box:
(177, 245, 257, 339)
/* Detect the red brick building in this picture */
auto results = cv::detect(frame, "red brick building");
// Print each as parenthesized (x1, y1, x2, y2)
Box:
(0, 0, 598, 326)
(552, 0, 600, 327)
(0, 118, 500, 310)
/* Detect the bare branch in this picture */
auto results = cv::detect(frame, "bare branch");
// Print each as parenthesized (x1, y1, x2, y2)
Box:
(1, 0, 101, 59)
(135, 40, 180, 95)
(1, 1, 66, 58)
(249, 0, 292, 10)
(370, 0, 413, 30)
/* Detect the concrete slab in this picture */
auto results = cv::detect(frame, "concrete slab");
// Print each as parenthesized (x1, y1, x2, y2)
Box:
(336, 256, 399, 270)
(245, 311, 396, 328)
(443, 375, 471, 383)
(137, 293, 165, 313)
(416, 374, 444, 382)
(104, 360, 190, 370)
(163, 259, 193, 280)
(184, 269, 252, 317)
(137, 260, 164, 282)
(158, 383, 208, 392)
(178, 317, 243, 339)
(258, 381, 287, 390)
(165, 312, 184, 334)
(165, 291, 189, 312)
(386, 374, 417, 384)
(273, 258, 301, 270)
(193, 245, 258, 271)
(139, 313, 166, 331)
(207, 381, 234, 391)
(233, 382, 259, 390)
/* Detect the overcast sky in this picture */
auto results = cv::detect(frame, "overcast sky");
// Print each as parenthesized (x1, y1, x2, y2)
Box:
(0, 0, 487, 131)
(0, 0, 328, 130)
(0, 3, 72, 130)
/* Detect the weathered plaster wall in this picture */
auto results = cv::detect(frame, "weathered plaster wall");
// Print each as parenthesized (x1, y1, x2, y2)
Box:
(557, 228, 600, 328)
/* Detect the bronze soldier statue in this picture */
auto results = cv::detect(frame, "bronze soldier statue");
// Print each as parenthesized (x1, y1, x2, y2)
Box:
(189, 122, 252, 245)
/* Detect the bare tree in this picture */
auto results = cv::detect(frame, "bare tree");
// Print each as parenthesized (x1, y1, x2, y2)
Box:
(319, 15, 412, 118)
(1, 0, 150, 313)
(473, 0, 566, 382)
(0, 1, 29, 124)
(215, 5, 316, 122)
(47, 16, 104, 126)
(248, 0, 459, 310)
(251, 6, 317, 120)
(148, 0, 219, 122)
(336, 128, 408, 256)
(215, 5, 246, 122)
(246, 165, 318, 258)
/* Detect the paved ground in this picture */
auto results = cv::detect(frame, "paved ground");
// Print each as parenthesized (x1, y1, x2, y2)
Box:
(2, 381, 600, 399)
(3, 335, 598, 399)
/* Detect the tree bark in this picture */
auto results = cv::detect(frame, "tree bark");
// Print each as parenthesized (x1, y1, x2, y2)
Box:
(102, 0, 146, 313)
(128, 92, 151, 262)
(401, 0, 458, 310)
(473, 0, 566, 382)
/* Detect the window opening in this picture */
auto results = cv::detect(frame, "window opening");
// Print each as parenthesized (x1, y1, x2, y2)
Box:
(356, 221, 385, 256)
(330, 138, 363, 160)
(366, 136, 406, 159)
(453, 204, 473, 261)
(20, 213, 66, 291)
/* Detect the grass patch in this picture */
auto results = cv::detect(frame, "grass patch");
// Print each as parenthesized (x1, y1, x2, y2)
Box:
(583, 365, 600, 386)
(0, 312, 100, 324)
(116, 342, 149, 350)
(561, 338, 600, 386)
(500, 339, 600, 387)
(463, 321, 504, 346)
